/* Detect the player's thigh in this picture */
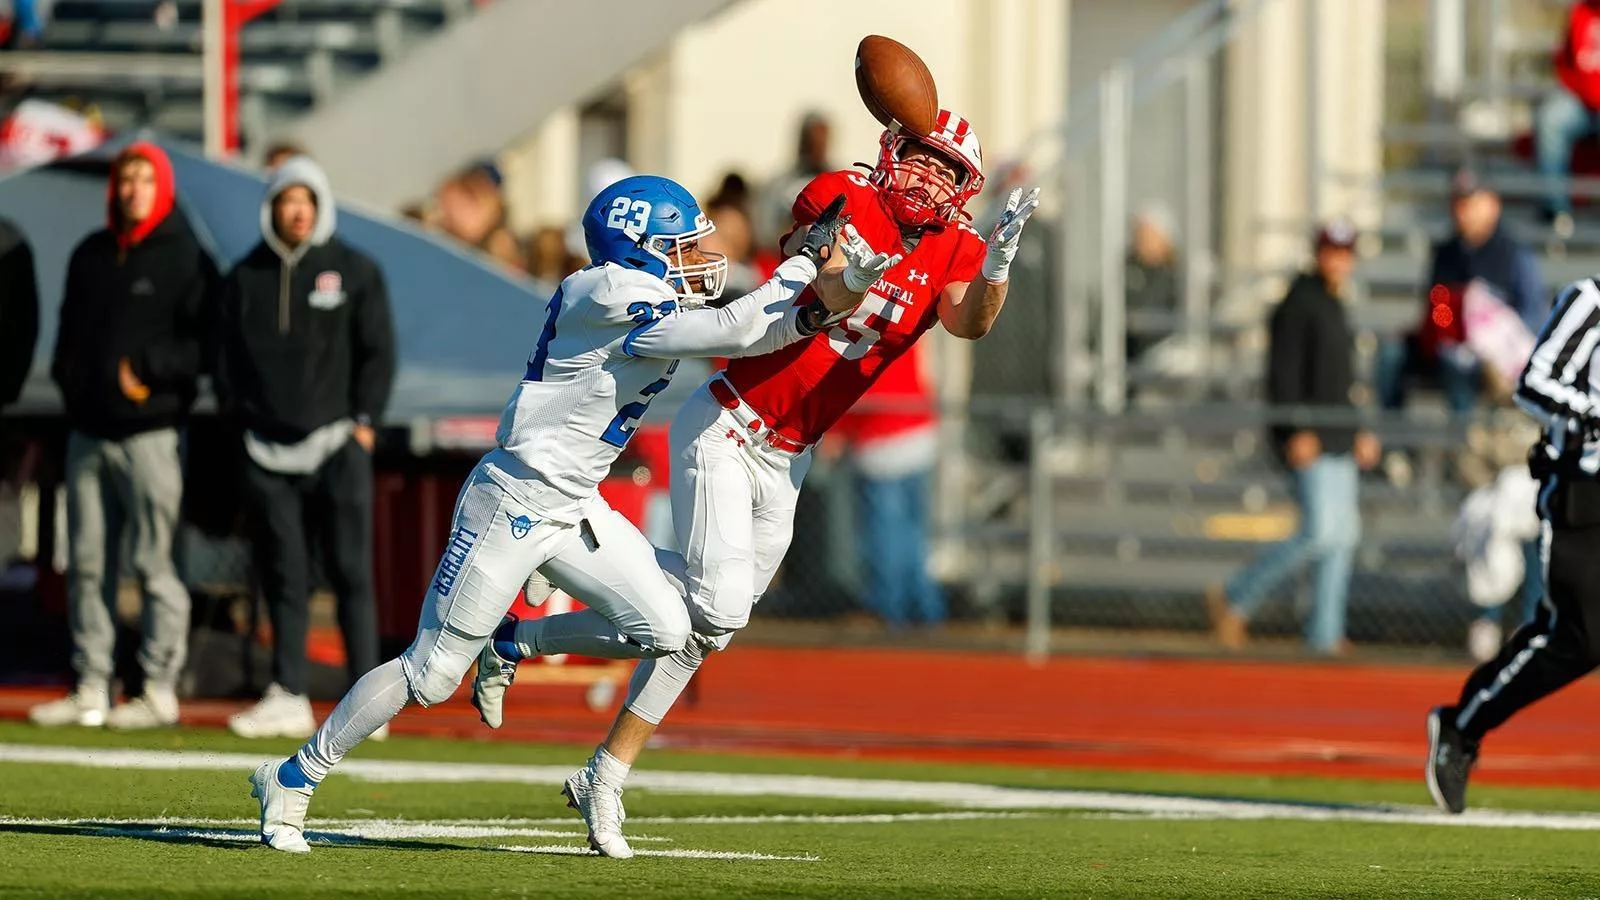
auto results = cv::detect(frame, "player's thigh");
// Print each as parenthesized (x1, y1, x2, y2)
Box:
(751, 450, 812, 595)
(404, 464, 555, 697)
(539, 496, 690, 654)
(671, 411, 760, 629)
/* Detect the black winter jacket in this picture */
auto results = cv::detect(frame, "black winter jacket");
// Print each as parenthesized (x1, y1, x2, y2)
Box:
(1266, 272, 1357, 460)
(50, 211, 214, 439)
(216, 239, 395, 442)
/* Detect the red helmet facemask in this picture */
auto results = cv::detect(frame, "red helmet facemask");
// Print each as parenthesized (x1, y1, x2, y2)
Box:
(868, 110, 985, 229)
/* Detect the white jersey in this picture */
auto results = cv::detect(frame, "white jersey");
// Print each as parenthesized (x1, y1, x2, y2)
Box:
(493, 257, 817, 523)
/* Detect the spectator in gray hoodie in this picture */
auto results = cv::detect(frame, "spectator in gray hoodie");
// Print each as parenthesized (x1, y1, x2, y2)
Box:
(215, 156, 395, 739)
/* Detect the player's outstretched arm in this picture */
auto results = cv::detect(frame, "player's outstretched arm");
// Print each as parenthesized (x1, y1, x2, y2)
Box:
(620, 255, 822, 361)
(813, 224, 901, 315)
(939, 187, 1040, 340)
(621, 198, 895, 360)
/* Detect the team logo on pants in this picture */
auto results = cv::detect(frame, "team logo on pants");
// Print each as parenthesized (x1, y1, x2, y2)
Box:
(505, 512, 537, 540)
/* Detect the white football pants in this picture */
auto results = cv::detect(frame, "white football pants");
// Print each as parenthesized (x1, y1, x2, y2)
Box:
(295, 451, 689, 782)
(669, 380, 811, 636)
(623, 381, 812, 724)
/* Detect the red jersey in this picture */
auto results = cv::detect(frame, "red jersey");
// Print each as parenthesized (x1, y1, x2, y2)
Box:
(722, 170, 986, 445)
(833, 341, 937, 446)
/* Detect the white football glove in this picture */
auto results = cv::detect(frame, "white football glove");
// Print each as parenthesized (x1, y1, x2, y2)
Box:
(840, 224, 903, 293)
(980, 187, 1041, 284)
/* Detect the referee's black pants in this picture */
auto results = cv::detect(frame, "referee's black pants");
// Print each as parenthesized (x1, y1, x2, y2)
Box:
(1451, 480, 1600, 741)
(242, 440, 379, 697)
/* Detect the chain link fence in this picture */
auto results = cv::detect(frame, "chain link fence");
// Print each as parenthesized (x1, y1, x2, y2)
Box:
(749, 398, 1540, 660)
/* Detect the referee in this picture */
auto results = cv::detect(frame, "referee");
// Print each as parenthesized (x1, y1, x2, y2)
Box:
(1428, 276, 1600, 813)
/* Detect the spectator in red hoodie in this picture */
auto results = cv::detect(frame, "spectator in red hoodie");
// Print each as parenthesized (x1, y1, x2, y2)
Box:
(1539, 0, 1600, 239)
(32, 142, 214, 732)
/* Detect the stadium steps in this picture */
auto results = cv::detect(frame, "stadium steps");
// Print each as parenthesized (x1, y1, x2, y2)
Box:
(21, 0, 469, 151)
(274, 0, 740, 210)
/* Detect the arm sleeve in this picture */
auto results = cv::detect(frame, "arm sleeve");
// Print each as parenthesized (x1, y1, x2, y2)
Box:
(0, 231, 39, 406)
(1516, 279, 1600, 429)
(949, 224, 988, 285)
(1513, 247, 1550, 334)
(1265, 292, 1309, 408)
(623, 255, 818, 360)
(1265, 291, 1310, 448)
(350, 259, 398, 422)
(133, 250, 216, 390)
(50, 243, 87, 396)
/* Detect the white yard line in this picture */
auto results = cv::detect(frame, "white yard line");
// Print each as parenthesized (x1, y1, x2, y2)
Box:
(0, 812, 1037, 828)
(498, 845, 821, 862)
(4, 742, 1600, 831)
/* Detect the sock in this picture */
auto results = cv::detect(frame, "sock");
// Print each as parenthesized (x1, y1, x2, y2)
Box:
(513, 610, 659, 661)
(622, 638, 711, 725)
(492, 617, 522, 662)
(295, 657, 410, 784)
(277, 754, 317, 789)
(592, 745, 631, 786)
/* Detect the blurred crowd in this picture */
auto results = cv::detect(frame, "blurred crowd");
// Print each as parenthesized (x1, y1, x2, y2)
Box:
(384, 114, 845, 291)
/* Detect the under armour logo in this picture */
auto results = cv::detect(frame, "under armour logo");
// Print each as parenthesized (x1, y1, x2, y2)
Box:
(505, 512, 537, 540)
(725, 428, 746, 448)
(906, 269, 929, 285)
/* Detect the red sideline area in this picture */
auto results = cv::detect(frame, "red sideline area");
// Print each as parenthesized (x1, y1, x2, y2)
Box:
(3, 648, 1598, 788)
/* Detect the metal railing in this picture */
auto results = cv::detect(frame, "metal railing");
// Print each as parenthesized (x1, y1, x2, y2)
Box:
(1038, 0, 1282, 413)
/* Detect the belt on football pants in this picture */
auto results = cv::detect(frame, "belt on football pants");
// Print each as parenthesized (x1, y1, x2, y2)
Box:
(707, 376, 810, 455)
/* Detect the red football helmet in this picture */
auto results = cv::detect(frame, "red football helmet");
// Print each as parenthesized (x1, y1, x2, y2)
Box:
(869, 109, 986, 228)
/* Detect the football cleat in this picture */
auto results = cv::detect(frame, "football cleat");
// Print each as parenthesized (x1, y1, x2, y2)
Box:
(471, 615, 519, 729)
(563, 764, 632, 859)
(249, 759, 314, 853)
(1426, 706, 1478, 815)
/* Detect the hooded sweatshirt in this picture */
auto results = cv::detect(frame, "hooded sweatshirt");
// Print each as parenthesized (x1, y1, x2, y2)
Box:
(1557, 0, 1600, 111)
(215, 156, 396, 470)
(50, 141, 214, 439)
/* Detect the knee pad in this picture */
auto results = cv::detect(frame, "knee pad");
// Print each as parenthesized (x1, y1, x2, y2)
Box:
(398, 649, 464, 708)
(648, 605, 691, 656)
(687, 593, 751, 636)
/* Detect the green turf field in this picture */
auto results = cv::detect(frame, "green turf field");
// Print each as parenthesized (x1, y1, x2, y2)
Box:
(2, 720, 1600, 898)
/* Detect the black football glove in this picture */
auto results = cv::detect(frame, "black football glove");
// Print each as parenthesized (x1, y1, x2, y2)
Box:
(797, 194, 848, 265)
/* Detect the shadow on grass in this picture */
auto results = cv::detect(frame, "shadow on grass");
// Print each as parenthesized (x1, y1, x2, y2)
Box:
(0, 820, 477, 854)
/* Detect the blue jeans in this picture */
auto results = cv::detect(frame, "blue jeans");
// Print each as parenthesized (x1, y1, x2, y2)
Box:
(1375, 337, 1480, 414)
(857, 469, 943, 628)
(1538, 87, 1600, 215)
(1225, 454, 1361, 654)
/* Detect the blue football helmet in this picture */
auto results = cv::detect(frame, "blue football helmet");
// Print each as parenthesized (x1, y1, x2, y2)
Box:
(582, 175, 728, 305)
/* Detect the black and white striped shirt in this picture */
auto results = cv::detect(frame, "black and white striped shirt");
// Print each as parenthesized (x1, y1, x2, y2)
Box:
(1517, 277, 1600, 475)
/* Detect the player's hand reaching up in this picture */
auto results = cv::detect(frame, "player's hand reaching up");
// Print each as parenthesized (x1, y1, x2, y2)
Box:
(837, 224, 902, 296)
(981, 187, 1041, 284)
(797, 194, 848, 266)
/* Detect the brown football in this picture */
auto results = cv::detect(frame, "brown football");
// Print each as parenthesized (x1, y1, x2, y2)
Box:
(854, 35, 939, 137)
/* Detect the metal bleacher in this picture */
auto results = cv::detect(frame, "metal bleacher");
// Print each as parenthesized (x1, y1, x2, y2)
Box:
(9, 0, 472, 151)
(955, 1, 1590, 652)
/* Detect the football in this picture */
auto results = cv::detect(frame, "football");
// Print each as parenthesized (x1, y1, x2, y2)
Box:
(854, 35, 939, 137)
